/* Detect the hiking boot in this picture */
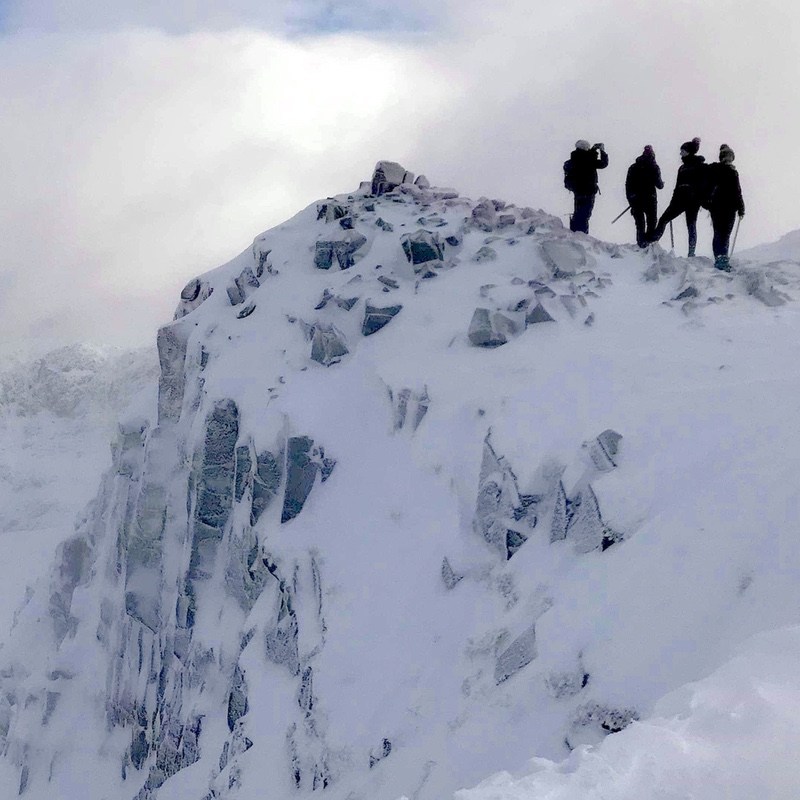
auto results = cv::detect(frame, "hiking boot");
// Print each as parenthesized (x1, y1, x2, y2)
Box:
(714, 255, 731, 272)
(687, 247, 696, 257)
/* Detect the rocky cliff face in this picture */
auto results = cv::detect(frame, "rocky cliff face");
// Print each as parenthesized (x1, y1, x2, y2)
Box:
(2, 162, 799, 800)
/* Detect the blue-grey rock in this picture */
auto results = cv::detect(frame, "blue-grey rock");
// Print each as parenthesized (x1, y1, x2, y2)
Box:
(310, 324, 348, 367)
(586, 429, 622, 471)
(400, 230, 444, 277)
(550, 481, 568, 543)
(314, 232, 368, 271)
(180, 278, 201, 302)
(376, 217, 394, 232)
(362, 303, 402, 336)
(526, 302, 556, 324)
(475, 245, 497, 262)
(471, 198, 497, 232)
(316, 201, 348, 222)
(251, 449, 283, 526)
(468, 308, 524, 348)
(495, 623, 537, 683)
(234, 445, 253, 503)
(281, 437, 320, 523)
(566, 484, 606, 554)
(156, 322, 191, 424)
(227, 265, 260, 306)
(540, 238, 589, 278)
(227, 666, 249, 732)
(441, 557, 463, 589)
(378, 275, 399, 289)
(371, 161, 413, 195)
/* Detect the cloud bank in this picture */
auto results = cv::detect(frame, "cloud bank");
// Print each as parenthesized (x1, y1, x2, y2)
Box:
(1, 0, 798, 353)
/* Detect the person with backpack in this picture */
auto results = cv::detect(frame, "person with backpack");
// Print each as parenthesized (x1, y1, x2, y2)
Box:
(625, 145, 664, 248)
(649, 137, 707, 256)
(564, 140, 608, 234)
(706, 144, 745, 271)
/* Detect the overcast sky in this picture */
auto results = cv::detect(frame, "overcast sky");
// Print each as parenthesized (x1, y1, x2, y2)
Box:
(1, 0, 798, 356)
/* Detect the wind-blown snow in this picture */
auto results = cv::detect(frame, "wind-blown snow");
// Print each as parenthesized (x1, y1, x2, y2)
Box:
(1, 167, 800, 800)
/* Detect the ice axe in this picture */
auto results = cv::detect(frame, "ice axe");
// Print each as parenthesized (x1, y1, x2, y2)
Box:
(730, 215, 742, 256)
(611, 205, 631, 224)
(669, 220, 675, 251)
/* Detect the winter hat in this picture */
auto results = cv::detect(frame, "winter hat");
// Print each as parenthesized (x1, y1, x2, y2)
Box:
(719, 143, 735, 162)
(642, 145, 655, 158)
(575, 139, 591, 151)
(680, 137, 701, 156)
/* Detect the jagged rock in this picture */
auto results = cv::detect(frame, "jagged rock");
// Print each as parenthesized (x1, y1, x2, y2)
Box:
(570, 702, 639, 739)
(545, 665, 590, 698)
(584, 429, 623, 471)
(540, 238, 589, 278)
(498, 214, 516, 228)
(237, 301, 256, 319)
(316, 201, 348, 222)
(495, 623, 537, 683)
(473, 434, 536, 558)
(227, 666, 249, 732)
(468, 308, 525, 348)
(390, 386, 429, 432)
(49, 535, 92, 643)
(378, 275, 399, 289)
(559, 295, 581, 317)
(175, 278, 213, 319)
(471, 198, 497, 232)
(414, 174, 430, 189)
(281, 437, 335, 523)
(376, 217, 394, 232)
(362, 303, 402, 336)
(441, 557, 463, 589)
(673, 285, 699, 300)
(445, 233, 462, 248)
(234, 445, 253, 503)
(369, 738, 392, 768)
(526, 302, 556, 324)
(156, 321, 191, 424)
(313, 232, 368, 270)
(227, 265, 261, 306)
(566, 484, 606, 554)
(742, 270, 788, 307)
(190, 400, 239, 583)
(584, 313, 595, 326)
(298, 666, 314, 715)
(265, 587, 300, 674)
(550, 481, 568, 543)
(310, 324, 348, 367)
(371, 161, 413, 195)
(400, 230, 444, 278)
(475, 245, 497, 262)
(251, 449, 283, 525)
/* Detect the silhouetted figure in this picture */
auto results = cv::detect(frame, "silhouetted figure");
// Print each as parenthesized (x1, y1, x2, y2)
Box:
(650, 137, 707, 256)
(564, 140, 608, 234)
(625, 145, 664, 248)
(706, 144, 745, 271)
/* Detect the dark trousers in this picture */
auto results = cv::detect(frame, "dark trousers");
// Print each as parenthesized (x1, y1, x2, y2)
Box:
(570, 193, 596, 234)
(711, 208, 737, 257)
(631, 197, 657, 248)
(653, 199, 700, 255)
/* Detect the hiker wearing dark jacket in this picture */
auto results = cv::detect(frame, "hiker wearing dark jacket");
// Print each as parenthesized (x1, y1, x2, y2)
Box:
(650, 137, 707, 256)
(707, 143, 745, 271)
(626, 145, 664, 248)
(564, 140, 609, 234)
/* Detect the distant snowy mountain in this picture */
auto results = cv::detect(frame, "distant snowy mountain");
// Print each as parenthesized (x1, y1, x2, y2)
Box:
(1, 163, 800, 800)
(0, 345, 158, 635)
(738, 228, 800, 266)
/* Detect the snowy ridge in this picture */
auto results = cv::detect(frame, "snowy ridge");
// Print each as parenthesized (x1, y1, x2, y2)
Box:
(2, 163, 800, 800)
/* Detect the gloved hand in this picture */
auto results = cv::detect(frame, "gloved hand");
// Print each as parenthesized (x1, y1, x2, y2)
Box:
(739, 211, 745, 218)
(593, 143, 605, 152)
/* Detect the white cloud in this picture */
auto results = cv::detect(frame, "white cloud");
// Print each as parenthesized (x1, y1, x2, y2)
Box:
(1, 1, 799, 354)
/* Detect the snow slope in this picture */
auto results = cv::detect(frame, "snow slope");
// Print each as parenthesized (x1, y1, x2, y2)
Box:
(1, 164, 800, 800)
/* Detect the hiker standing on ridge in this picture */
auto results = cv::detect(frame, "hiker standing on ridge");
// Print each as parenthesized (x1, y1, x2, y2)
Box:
(650, 137, 707, 256)
(706, 144, 745, 271)
(564, 140, 608, 234)
(625, 145, 664, 248)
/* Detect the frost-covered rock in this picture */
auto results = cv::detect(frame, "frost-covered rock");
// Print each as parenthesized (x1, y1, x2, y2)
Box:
(362, 302, 402, 336)
(371, 161, 413, 196)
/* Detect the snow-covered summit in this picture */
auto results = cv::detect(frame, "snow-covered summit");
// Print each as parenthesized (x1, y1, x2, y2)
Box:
(1, 163, 800, 800)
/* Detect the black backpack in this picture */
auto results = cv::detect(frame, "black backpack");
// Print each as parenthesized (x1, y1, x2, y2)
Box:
(563, 159, 574, 192)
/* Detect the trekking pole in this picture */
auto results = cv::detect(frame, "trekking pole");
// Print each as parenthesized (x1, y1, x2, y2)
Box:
(669, 220, 675, 251)
(730, 215, 742, 256)
(611, 205, 631, 224)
